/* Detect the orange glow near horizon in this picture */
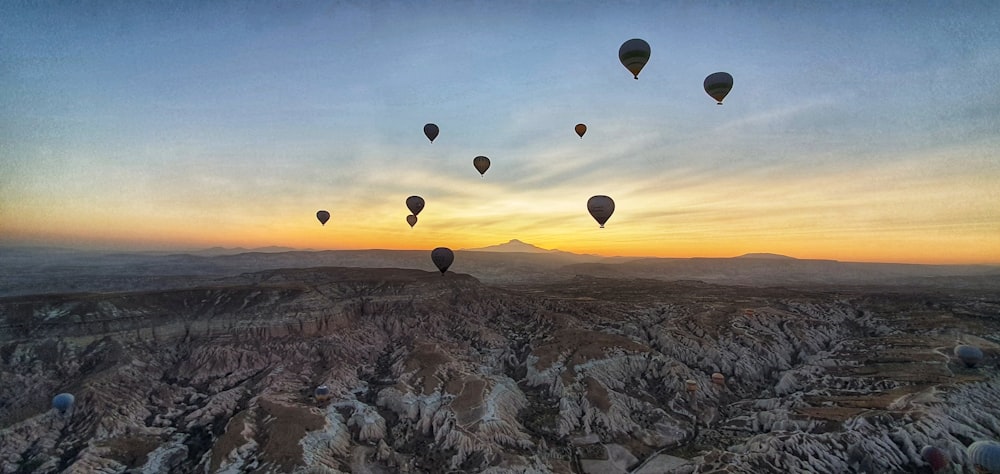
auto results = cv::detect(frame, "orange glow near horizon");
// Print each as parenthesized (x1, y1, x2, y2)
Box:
(3, 132, 997, 266)
(5, 210, 998, 265)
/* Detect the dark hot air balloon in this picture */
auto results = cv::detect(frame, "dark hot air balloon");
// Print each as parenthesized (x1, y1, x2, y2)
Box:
(431, 247, 454, 274)
(575, 123, 587, 138)
(587, 195, 615, 228)
(316, 210, 330, 226)
(473, 156, 490, 177)
(406, 196, 425, 216)
(424, 123, 439, 142)
(704, 72, 734, 105)
(619, 38, 650, 79)
(920, 445, 949, 472)
(406, 214, 418, 228)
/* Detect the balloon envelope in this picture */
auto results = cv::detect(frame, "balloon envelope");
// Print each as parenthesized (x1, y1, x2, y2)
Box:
(619, 38, 650, 79)
(406, 214, 418, 228)
(968, 441, 1000, 473)
(473, 156, 490, 176)
(587, 195, 615, 228)
(52, 393, 75, 412)
(316, 210, 330, 226)
(920, 446, 949, 472)
(704, 72, 734, 104)
(431, 247, 454, 274)
(954, 344, 984, 367)
(424, 123, 439, 142)
(406, 196, 425, 216)
(575, 123, 587, 138)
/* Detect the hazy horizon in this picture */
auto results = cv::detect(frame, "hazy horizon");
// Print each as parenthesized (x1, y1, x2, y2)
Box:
(3, 2, 998, 265)
(3, 239, 1000, 267)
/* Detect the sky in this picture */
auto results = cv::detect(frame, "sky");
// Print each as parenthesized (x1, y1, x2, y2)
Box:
(2, 1, 999, 264)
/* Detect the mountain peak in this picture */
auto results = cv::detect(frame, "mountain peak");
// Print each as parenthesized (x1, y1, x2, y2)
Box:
(734, 252, 797, 260)
(465, 239, 555, 253)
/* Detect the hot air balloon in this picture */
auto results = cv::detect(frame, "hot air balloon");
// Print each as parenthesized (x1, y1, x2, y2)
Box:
(575, 123, 587, 138)
(619, 38, 650, 79)
(704, 72, 734, 105)
(587, 195, 615, 228)
(955, 345, 984, 367)
(406, 196, 425, 216)
(314, 385, 332, 402)
(711, 373, 725, 386)
(920, 445, 949, 472)
(424, 123, 439, 143)
(968, 440, 1000, 473)
(685, 379, 698, 393)
(431, 247, 454, 274)
(316, 210, 330, 226)
(52, 393, 75, 413)
(473, 156, 490, 177)
(406, 214, 418, 228)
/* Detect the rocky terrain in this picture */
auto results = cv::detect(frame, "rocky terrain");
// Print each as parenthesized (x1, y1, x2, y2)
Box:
(1, 264, 999, 473)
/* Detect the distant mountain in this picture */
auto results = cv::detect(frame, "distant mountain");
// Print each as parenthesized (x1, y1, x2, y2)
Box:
(734, 253, 799, 260)
(465, 239, 569, 254)
(184, 246, 301, 257)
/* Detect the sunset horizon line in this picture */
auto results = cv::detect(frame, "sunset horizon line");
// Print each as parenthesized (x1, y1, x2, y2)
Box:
(4, 239, 998, 267)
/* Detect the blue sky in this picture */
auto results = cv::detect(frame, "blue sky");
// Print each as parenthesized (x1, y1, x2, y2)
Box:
(2, 1, 998, 263)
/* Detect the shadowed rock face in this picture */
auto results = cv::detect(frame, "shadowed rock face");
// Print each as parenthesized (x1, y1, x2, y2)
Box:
(1, 268, 998, 473)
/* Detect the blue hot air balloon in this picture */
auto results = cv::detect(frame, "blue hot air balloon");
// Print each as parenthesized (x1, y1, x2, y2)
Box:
(954, 344, 984, 368)
(52, 393, 75, 413)
(968, 441, 1000, 473)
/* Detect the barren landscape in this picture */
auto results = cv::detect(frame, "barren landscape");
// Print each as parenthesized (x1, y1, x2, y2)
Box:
(1, 247, 999, 473)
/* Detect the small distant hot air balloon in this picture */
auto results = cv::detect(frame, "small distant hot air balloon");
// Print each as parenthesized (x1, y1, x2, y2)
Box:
(954, 345, 984, 368)
(685, 379, 698, 393)
(711, 373, 725, 386)
(473, 156, 490, 177)
(316, 210, 330, 226)
(575, 123, 587, 138)
(406, 196, 425, 216)
(587, 195, 615, 228)
(431, 247, 454, 274)
(424, 123, 439, 143)
(704, 72, 734, 105)
(619, 38, 650, 80)
(968, 440, 1000, 473)
(406, 214, 418, 228)
(52, 393, 75, 414)
(314, 385, 331, 402)
(920, 445, 949, 472)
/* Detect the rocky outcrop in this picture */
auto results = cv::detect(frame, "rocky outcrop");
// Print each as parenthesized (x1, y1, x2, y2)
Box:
(1, 269, 998, 473)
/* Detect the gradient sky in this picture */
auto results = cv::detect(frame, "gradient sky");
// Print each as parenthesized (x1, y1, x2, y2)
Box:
(2, 1, 998, 264)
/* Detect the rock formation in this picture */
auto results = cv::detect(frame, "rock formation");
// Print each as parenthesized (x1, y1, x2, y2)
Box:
(1, 268, 998, 473)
